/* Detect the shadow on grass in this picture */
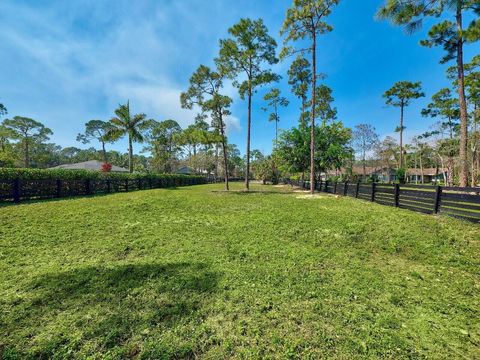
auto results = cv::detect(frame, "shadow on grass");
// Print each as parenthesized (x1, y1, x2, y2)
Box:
(2, 262, 219, 358)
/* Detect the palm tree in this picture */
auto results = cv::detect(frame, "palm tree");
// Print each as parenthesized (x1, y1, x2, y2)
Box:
(108, 101, 151, 173)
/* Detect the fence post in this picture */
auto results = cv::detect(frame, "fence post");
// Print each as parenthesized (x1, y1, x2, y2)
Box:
(138, 178, 142, 190)
(371, 182, 376, 202)
(318, 179, 322, 191)
(106, 179, 111, 193)
(56, 179, 61, 198)
(333, 181, 337, 194)
(12, 178, 20, 203)
(394, 183, 400, 207)
(149, 178, 152, 189)
(85, 179, 91, 195)
(344, 182, 348, 196)
(125, 179, 129, 192)
(434, 185, 442, 214)
(355, 182, 360, 198)
(324, 180, 328, 192)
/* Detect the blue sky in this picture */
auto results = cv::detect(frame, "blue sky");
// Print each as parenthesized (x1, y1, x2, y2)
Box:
(0, 0, 478, 157)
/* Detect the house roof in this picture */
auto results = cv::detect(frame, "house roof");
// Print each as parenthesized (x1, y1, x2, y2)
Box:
(406, 168, 446, 176)
(325, 166, 448, 177)
(326, 166, 395, 176)
(51, 160, 129, 172)
(354, 166, 393, 175)
(175, 166, 194, 174)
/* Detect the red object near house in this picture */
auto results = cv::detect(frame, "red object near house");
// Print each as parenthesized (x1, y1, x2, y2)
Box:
(101, 163, 112, 172)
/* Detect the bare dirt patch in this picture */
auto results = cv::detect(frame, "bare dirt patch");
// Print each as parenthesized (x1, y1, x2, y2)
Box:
(293, 190, 340, 200)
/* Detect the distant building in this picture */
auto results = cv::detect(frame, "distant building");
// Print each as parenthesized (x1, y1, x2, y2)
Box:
(406, 168, 447, 183)
(325, 166, 397, 182)
(175, 166, 212, 175)
(324, 166, 448, 183)
(51, 160, 129, 173)
(175, 166, 195, 175)
(370, 167, 398, 182)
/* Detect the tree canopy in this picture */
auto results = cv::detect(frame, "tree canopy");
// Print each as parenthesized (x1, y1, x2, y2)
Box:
(108, 101, 152, 173)
(2, 116, 52, 167)
(217, 17, 279, 190)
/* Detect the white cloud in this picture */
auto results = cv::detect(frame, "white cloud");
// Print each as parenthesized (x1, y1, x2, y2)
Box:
(113, 83, 196, 126)
(0, 0, 291, 154)
(225, 116, 242, 134)
(0, 0, 231, 149)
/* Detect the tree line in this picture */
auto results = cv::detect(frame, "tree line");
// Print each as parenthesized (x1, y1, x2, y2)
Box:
(353, 51, 478, 187)
(0, 104, 245, 178)
(0, 0, 478, 189)
(352, 0, 479, 187)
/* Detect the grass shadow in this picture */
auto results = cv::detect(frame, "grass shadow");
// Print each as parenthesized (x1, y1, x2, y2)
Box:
(2, 262, 219, 357)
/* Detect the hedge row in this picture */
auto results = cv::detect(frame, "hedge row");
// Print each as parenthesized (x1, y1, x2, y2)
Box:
(0, 168, 207, 203)
(0, 168, 208, 181)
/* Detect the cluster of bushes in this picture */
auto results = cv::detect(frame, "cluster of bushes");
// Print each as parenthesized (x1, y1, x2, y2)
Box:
(0, 168, 206, 183)
(0, 168, 208, 203)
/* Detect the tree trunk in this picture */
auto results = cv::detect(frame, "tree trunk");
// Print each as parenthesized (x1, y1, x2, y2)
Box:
(399, 103, 404, 169)
(215, 143, 219, 180)
(310, 32, 316, 194)
(439, 155, 447, 184)
(219, 114, 229, 191)
(193, 144, 197, 174)
(128, 135, 133, 173)
(447, 157, 454, 186)
(471, 103, 478, 187)
(301, 97, 306, 128)
(420, 154, 424, 184)
(362, 149, 366, 181)
(456, 4, 469, 187)
(24, 138, 29, 168)
(414, 154, 418, 184)
(275, 120, 278, 147)
(102, 141, 108, 163)
(245, 82, 252, 191)
(472, 145, 477, 187)
(475, 149, 480, 187)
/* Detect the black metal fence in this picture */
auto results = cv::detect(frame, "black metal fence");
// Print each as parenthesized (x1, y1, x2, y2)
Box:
(0, 176, 207, 204)
(290, 180, 480, 224)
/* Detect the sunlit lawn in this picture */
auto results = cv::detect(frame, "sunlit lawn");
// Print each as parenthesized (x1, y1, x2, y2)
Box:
(0, 182, 479, 359)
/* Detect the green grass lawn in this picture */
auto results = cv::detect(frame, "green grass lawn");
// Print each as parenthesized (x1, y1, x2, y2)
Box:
(1, 183, 479, 359)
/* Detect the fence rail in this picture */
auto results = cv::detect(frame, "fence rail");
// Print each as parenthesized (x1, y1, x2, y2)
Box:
(0, 176, 208, 204)
(290, 180, 480, 224)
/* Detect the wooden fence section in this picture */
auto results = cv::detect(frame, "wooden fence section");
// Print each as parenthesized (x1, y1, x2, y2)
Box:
(0, 176, 207, 204)
(292, 180, 480, 224)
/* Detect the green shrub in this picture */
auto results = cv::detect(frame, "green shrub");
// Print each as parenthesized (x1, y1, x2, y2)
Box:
(396, 168, 406, 184)
(0, 168, 205, 184)
(327, 175, 341, 183)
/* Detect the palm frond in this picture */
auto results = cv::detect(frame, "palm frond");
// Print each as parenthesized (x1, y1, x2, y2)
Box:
(130, 129, 144, 143)
(105, 128, 126, 141)
(109, 117, 126, 127)
(132, 113, 147, 126)
(114, 104, 130, 123)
